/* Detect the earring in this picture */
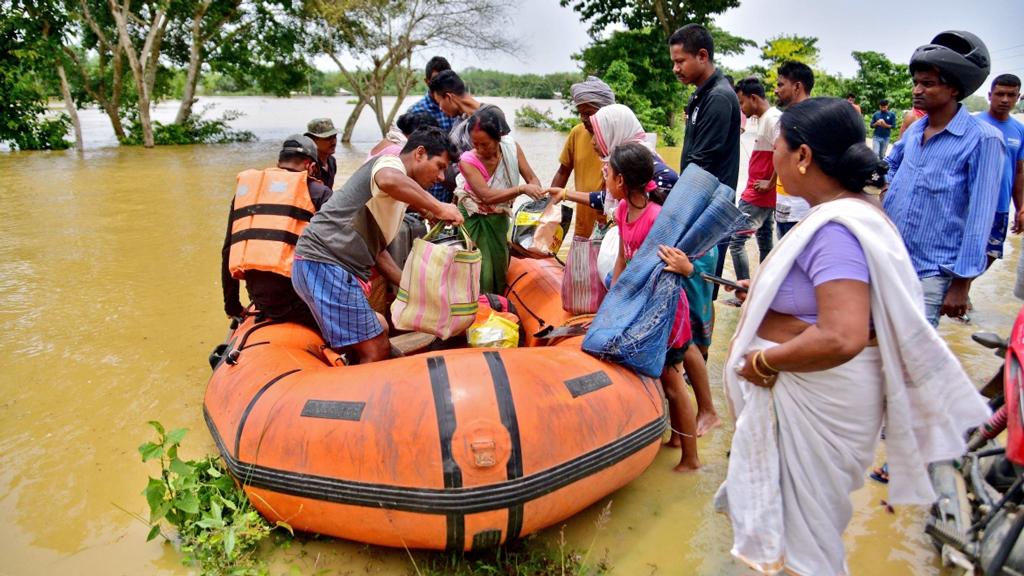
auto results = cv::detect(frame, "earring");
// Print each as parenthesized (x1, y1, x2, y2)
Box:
(798, 166, 807, 175)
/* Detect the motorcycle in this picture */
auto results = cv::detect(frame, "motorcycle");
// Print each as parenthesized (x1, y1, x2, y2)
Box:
(927, 306, 1024, 575)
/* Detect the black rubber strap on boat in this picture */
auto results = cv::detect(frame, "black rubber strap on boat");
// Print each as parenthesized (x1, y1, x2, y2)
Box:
(234, 369, 302, 459)
(484, 351, 524, 541)
(231, 204, 314, 222)
(229, 228, 300, 245)
(427, 356, 464, 551)
(501, 270, 544, 327)
(204, 408, 667, 514)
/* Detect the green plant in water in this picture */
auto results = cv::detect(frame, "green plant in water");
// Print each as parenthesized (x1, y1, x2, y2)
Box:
(139, 421, 287, 575)
(514, 105, 577, 132)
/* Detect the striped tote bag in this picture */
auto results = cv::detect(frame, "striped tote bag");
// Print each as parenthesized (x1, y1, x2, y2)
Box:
(391, 224, 481, 339)
(561, 228, 609, 314)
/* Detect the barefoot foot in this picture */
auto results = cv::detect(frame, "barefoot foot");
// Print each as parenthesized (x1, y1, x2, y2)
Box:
(673, 457, 701, 473)
(696, 412, 722, 437)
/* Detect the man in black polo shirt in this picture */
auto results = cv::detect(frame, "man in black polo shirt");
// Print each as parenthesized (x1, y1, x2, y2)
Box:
(671, 24, 741, 191)
(665, 23, 739, 437)
(669, 23, 741, 301)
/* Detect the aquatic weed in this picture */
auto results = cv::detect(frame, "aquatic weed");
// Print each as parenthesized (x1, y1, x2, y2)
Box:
(138, 420, 290, 575)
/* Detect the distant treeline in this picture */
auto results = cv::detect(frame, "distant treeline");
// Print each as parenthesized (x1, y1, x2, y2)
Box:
(196, 67, 583, 101)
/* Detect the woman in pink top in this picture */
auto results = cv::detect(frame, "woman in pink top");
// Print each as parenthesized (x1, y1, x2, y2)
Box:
(608, 142, 700, 472)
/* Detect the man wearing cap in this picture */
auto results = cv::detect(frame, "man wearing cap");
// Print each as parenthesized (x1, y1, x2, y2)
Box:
(883, 30, 1005, 326)
(305, 118, 338, 189)
(546, 76, 615, 237)
(221, 135, 334, 328)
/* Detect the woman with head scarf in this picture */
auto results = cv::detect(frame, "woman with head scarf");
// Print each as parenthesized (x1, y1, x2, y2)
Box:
(456, 106, 545, 293)
(550, 103, 722, 437)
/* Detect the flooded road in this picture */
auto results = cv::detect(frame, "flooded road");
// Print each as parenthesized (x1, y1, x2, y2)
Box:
(0, 96, 1016, 575)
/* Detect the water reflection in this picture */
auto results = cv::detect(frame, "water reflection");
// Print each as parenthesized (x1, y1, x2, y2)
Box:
(0, 96, 1015, 575)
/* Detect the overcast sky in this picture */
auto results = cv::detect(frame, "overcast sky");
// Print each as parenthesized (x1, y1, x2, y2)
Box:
(440, 0, 1024, 97)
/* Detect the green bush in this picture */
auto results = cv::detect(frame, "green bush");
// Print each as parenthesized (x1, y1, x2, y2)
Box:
(139, 421, 289, 575)
(123, 108, 255, 146)
(515, 105, 576, 132)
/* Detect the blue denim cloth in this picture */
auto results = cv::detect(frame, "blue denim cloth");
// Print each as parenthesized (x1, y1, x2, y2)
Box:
(582, 164, 746, 377)
(871, 135, 889, 160)
(776, 220, 796, 238)
(729, 200, 775, 280)
(920, 275, 952, 327)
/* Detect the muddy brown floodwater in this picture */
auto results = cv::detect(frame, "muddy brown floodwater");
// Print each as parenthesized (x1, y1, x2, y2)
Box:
(0, 96, 1016, 575)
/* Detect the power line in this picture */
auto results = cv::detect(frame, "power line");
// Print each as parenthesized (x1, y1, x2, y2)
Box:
(992, 42, 1024, 54)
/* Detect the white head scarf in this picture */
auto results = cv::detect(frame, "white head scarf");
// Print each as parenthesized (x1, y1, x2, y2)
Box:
(590, 104, 653, 161)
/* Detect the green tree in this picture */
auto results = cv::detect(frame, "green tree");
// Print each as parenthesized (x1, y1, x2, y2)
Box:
(565, 0, 752, 134)
(0, 2, 70, 150)
(561, 0, 739, 38)
(309, 0, 517, 143)
(848, 51, 911, 112)
(751, 34, 819, 89)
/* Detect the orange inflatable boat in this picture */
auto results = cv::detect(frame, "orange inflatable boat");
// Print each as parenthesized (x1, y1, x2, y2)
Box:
(204, 257, 665, 551)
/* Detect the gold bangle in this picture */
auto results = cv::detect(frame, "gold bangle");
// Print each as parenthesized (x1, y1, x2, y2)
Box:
(560, 189, 567, 202)
(759, 350, 780, 374)
(749, 351, 770, 380)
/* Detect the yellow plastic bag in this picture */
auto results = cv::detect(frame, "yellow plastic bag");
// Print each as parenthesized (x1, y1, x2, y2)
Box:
(467, 311, 520, 349)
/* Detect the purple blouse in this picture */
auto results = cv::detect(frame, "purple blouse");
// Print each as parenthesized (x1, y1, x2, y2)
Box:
(769, 222, 870, 323)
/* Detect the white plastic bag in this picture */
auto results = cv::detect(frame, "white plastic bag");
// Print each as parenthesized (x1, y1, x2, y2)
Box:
(596, 225, 619, 288)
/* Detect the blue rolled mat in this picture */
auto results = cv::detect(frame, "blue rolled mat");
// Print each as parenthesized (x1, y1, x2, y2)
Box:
(582, 164, 747, 377)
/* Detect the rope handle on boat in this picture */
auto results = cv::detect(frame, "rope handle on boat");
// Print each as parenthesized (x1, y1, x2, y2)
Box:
(226, 316, 282, 365)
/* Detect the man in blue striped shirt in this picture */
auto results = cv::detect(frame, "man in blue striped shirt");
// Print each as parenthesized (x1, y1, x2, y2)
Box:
(406, 56, 459, 202)
(884, 31, 1004, 326)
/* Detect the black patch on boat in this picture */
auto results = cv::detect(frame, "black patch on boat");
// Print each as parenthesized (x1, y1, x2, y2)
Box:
(564, 371, 612, 398)
(300, 400, 365, 421)
(428, 355, 464, 551)
(472, 529, 502, 550)
(484, 351, 524, 540)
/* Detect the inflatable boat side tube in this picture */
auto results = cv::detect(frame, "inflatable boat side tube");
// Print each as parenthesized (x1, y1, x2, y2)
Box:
(205, 407, 665, 514)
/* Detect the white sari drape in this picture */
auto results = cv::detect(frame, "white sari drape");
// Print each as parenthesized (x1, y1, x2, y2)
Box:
(717, 198, 990, 575)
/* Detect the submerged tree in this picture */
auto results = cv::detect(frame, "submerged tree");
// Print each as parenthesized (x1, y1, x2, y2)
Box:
(0, 1, 71, 150)
(308, 0, 517, 143)
(163, 0, 309, 124)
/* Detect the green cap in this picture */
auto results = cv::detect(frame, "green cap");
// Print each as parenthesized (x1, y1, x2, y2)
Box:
(305, 118, 338, 138)
(280, 134, 318, 161)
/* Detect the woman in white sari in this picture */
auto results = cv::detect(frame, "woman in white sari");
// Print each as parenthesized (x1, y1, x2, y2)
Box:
(456, 106, 544, 293)
(718, 98, 990, 575)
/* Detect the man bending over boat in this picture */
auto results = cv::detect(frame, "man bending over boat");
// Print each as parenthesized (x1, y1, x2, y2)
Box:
(222, 135, 333, 329)
(292, 126, 464, 364)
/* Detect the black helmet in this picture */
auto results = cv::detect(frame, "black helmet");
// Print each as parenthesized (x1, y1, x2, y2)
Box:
(910, 30, 990, 100)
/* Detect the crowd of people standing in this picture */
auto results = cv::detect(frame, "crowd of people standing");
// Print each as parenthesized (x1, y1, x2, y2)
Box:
(220, 24, 1021, 576)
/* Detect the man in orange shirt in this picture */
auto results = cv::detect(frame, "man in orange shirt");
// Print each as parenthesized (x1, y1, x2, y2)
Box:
(549, 76, 615, 238)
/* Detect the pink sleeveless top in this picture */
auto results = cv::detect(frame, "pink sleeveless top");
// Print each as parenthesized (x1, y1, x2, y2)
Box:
(615, 200, 691, 349)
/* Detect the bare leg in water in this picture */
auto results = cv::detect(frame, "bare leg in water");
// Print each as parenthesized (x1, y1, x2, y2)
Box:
(685, 345, 721, 437)
(661, 362, 700, 472)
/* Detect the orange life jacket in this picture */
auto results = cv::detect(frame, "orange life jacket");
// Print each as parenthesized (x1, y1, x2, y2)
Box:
(228, 168, 315, 279)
